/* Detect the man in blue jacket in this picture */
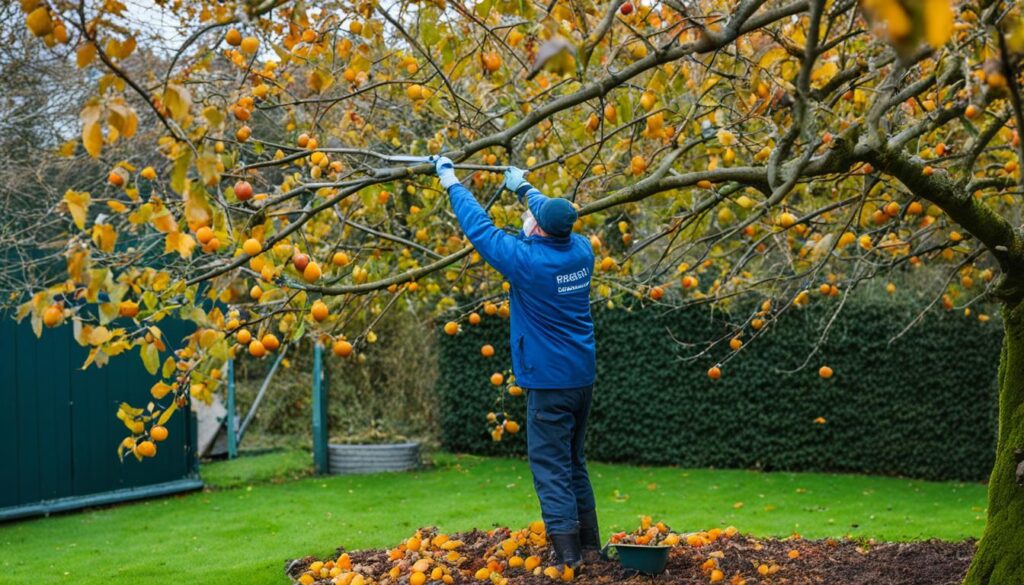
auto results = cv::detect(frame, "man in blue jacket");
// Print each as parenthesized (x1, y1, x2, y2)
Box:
(432, 156, 599, 568)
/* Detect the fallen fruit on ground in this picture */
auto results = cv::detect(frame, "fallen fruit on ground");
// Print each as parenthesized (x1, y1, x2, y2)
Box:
(286, 523, 974, 585)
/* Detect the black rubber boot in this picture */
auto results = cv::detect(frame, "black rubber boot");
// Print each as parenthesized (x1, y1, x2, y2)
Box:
(549, 532, 583, 569)
(578, 508, 602, 561)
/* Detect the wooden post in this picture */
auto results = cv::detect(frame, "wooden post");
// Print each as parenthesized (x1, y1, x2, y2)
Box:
(312, 343, 329, 474)
(226, 358, 237, 460)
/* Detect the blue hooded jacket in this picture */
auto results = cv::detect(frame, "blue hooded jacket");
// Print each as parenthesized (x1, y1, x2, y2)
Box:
(447, 182, 596, 390)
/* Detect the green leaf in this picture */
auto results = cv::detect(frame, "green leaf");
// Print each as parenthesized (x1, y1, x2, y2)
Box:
(170, 149, 192, 194)
(140, 343, 160, 375)
(475, 0, 492, 19)
(210, 339, 230, 361)
(162, 356, 176, 379)
(142, 290, 158, 310)
(291, 320, 306, 342)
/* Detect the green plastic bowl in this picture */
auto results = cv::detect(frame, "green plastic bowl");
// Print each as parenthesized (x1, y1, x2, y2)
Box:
(612, 544, 671, 575)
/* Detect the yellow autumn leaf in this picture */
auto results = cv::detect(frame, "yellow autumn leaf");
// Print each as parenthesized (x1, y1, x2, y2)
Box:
(105, 340, 132, 357)
(116, 36, 137, 60)
(67, 249, 89, 282)
(107, 200, 128, 213)
(58, 140, 77, 157)
(165, 231, 196, 258)
(757, 46, 789, 69)
(107, 100, 138, 140)
(76, 42, 97, 68)
(158, 402, 178, 425)
(308, 68, 335, 93)
(88, 325, 114, 346)
(194, 153, 220, 185)
(923, 0, 953, 47)
(164, 83, 192, 122)
(151, 207, 179, 233)
(63, 190, 91, 230)
(82, 120, 102, 158)
(26, 7, 53, 37)
(91, 223, 118, 252)
(810, 61, 839, 89)
(183, 185, 214, 232)
(202, 105, 224, 128)
(151, 381, 173, 400)
(878, 1, 912, 42)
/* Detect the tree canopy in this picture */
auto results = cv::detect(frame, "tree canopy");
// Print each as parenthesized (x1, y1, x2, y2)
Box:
(11, 0, 1024, 454)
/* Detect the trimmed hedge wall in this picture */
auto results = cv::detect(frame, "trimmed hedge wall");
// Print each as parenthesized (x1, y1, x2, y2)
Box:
(438, 301, 1001, 481)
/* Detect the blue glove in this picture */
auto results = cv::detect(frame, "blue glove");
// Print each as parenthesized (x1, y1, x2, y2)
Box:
(503, 166, 529, 195)
(431, 156, 459, 189)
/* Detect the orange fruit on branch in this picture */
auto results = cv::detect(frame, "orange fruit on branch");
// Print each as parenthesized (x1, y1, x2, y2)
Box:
(261, 333, 280, 351)
(236, 329, 252, 344)
(332, 339, 353, 357)
(481, 344, 495, 357)
(234, 180, 253, 201)
(444, 321, 459, 335)
(240, 36, 259, 54)
(150, 425, 168, 441)
(248, 339, 266, 357)
(136, 440, 157, 457)
(43, 304, 63, 327)
(332, 251, 350, 267)
(108, 169, 125, 187)
(196, 226, 214, 244)
(303, 261, 322, 282)
(242, 238, 262, 256)
(311, 300, 329, 322)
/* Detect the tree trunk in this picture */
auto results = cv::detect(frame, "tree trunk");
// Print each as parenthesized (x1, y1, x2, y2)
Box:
(964, 302, 1024, 584)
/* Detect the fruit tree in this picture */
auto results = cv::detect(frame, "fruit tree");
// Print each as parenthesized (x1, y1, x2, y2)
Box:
(11, 0, 1024, 580)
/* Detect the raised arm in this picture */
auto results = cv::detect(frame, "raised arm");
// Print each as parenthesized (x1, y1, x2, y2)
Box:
(433, 157, 529, 284)
(504, 166, 578, 240)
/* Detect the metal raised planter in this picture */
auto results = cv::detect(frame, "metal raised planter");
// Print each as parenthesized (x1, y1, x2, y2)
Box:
(327, 442, 421, 475)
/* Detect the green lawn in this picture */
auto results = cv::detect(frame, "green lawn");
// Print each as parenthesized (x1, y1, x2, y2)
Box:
(0, 451, 986, 584)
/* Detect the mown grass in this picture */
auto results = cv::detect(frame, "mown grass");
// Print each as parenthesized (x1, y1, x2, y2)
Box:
(0, 451, 986, 584)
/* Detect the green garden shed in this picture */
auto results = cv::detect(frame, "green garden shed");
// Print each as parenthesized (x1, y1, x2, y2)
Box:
(0, 316, 202, 521)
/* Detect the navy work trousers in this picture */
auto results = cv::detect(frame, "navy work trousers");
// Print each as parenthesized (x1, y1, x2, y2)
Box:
(526, 385, 596, 534)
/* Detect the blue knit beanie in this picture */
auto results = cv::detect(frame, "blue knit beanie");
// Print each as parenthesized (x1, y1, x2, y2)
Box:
(533, 197, 577, 237)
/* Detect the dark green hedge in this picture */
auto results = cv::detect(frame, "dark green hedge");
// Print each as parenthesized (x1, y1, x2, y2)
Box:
(437, 300, 1001, 481)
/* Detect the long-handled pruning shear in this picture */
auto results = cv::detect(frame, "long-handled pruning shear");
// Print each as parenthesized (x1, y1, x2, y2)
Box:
(386, 154, 509, 172)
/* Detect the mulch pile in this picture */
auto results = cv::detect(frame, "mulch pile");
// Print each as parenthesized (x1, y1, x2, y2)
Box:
(286, 525, 975, 585)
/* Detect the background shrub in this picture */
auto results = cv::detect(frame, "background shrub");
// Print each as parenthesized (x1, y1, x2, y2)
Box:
(438, 298, 1001, 481)
(234, 306, 439, 447)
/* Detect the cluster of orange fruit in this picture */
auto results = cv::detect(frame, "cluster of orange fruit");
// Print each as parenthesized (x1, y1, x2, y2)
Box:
(486, 410, 520, 442)
(119, 423, 169, 459)
(609, 516, 739, 549)
(295, 523, 573, 585)
(610, 519, 794, 584)
(441, 309, 526, 442)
